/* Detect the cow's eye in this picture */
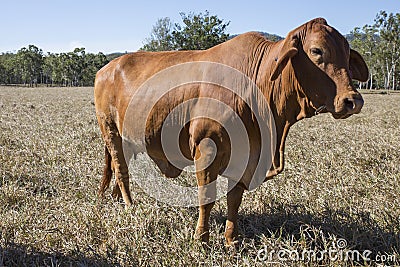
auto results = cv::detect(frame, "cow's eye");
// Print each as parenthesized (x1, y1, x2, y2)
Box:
(311, 48, 323, 56)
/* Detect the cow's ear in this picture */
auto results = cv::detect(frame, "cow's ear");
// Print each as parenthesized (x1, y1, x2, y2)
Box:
(270, 35, 299, 81)
(350, 49, 369, 82)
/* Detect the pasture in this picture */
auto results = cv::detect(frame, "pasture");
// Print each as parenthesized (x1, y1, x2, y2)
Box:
(0, 86, 399, 266)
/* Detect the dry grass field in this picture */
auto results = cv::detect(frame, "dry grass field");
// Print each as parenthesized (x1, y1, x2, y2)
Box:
(0, 86, 399, 266)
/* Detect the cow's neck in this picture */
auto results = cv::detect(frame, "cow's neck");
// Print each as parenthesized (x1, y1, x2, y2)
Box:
(254, 42, 315, 176)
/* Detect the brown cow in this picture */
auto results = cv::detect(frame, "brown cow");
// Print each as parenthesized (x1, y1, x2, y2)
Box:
(94, 18, 368, 246)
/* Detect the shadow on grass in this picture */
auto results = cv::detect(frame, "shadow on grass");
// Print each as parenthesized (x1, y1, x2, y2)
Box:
(214, 204, 399, 260)
(0, 242, 126, 267)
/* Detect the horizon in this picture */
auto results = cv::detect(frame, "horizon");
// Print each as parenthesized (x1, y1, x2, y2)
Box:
(1, 0, 399, 54)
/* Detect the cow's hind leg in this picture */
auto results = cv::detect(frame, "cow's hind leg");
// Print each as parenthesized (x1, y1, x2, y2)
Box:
(109, 131, 133, 206)
(99, 146, 113, 198)
(100, 121, 133, 206)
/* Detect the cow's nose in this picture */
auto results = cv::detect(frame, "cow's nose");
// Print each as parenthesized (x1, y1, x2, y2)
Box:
(342, 94, 364, 114)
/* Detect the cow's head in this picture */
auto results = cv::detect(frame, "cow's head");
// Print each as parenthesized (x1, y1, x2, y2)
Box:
(270, 18, 368, 119)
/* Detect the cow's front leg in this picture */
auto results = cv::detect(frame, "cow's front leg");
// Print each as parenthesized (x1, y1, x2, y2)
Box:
(193, 139, 218, 244)
(195, 191, 215, 243)
(225, 182, 244, 246)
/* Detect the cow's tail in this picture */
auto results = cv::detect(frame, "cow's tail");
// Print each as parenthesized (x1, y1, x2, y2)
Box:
(99, 145, 112, 198)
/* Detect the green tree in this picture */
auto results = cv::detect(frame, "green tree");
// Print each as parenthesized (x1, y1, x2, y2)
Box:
(81, 52, 108, 86)
(173, 11, 230, 50)
(15, 45, 44, 86)
(55, 48, 86, 86)
(141, 11, 230, 51)
(0, 60, 6, 84)
(141, 17, 175, 51)
(1, 53, 19, 84)
(349, 11, 400, 90)
(69, 48, 86, 86)
(43, 53, 63, 86)
(374, 11, 400, 90)
(350, 25, 379, 89)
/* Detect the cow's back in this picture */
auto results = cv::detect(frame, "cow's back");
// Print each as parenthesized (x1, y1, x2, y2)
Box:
(94, 50, 205, 133)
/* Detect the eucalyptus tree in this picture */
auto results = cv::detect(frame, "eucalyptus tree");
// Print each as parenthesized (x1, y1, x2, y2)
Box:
(350, 25, 379, 89)
(81, 52, 108, 86)
(350, 11, 400, 90)
(374, 11, 400, 90)
(15, 45, 44, 86)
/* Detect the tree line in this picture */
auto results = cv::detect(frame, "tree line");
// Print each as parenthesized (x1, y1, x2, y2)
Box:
(0, 10, 398, 89)
(0, 46, 110, 87)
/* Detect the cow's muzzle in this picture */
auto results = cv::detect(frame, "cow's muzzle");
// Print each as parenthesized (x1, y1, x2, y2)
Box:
(333, 92, 364, 119)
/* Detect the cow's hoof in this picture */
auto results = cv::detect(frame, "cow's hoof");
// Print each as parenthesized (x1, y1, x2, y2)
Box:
(111, 185, 122, 200)
(224, 227, 241, 248)
(224, 229, 241, 249)
(224, 238, 241, 250)
(194, 227, 210, 243)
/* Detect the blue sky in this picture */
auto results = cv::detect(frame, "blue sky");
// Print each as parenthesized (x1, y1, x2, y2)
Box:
(1, 0, 399, 54)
